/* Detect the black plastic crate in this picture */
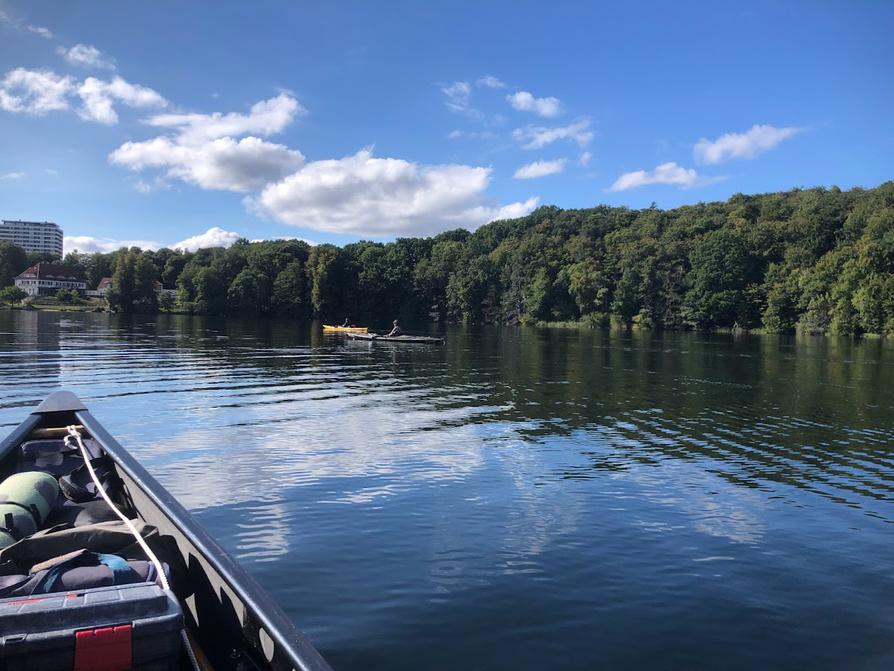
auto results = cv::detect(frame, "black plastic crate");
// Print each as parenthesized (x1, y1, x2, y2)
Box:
(0, 582, 182, 670)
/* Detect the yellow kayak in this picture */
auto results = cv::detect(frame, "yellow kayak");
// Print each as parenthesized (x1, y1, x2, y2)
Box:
(322, 325, 369, 333)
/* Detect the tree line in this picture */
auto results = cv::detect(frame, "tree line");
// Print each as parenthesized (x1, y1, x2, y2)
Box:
(1, 181, 892, 335)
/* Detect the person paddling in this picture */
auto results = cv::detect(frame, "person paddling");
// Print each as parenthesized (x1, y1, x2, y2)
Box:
(342, 317, 350, 327)
(386, 319, 403, 337)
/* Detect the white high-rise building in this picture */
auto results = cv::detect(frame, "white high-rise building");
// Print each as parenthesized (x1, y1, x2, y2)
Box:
(0, 220, 64, 258)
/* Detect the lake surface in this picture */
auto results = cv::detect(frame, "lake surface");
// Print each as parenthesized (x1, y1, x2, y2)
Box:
(1, 310, 893, 670)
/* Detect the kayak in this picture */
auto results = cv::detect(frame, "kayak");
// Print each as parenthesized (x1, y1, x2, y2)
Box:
(322, 325, 368, 333)
(347, 332, 445, 344)
(0, 391, 332, 671)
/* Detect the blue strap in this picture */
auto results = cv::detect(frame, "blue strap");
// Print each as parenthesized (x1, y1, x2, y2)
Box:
(31, 552, 142, 595)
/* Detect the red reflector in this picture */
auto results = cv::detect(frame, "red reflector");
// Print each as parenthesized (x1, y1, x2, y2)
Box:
(74, 624, 132, 671)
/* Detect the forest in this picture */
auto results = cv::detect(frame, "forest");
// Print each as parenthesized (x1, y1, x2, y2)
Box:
(1, 181, 893, 335)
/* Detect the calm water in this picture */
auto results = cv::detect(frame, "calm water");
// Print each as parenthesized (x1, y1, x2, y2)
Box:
(1, 311, 893, 670)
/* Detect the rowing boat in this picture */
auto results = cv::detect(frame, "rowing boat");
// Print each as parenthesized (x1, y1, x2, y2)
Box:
(322, 325, 368, 333)
(0, 391, 332, 671)
(346, 332, 445, 344)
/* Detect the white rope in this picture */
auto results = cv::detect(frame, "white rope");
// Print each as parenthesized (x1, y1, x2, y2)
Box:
(64, 426, 170, 593)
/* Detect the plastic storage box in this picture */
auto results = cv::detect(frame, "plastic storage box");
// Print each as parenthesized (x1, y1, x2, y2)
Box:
(0, 582, 182, 670)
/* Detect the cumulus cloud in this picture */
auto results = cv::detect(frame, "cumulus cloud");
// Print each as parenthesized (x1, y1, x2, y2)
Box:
(506, 90, 562, 118)
(111, 136, 303, 192)
(513, 158, 567, 179)
(57, 44, 116, 70)
(609, 162, 718, 191)
(0, 68, 74, 115)
(77, 76, 166, 124)
(579, 151, 592, 166)
(144, 93, 303, 144)
(173, 227, 242, 251)
(476, 75, 506, 89)
(248, 148, 538, 236)
(0, 171, 25, 180)
(0, 68, 166, 125)
(26, 25, 53, 39)
(513, 117, 593, 149)
(64, 235, 161, 255)
(109, 94, 305, 191)
(694, 124, 802, 164)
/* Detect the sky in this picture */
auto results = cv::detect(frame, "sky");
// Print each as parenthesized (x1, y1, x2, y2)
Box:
(0, 1, 891, 254)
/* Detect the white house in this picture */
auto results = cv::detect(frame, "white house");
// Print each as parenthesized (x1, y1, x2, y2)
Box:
(14, 263, 86, 297)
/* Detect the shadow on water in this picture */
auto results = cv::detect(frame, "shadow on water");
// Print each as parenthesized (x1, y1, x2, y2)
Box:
(1, 311, 893, 670)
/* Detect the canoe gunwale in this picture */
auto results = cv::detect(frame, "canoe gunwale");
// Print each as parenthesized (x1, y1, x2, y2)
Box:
(0, 392, 333, 671)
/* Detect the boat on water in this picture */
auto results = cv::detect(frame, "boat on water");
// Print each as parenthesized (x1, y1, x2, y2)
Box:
(346, 332, 445, 344)
(0, 391, 332, 671)
(322, 325, 368, 333)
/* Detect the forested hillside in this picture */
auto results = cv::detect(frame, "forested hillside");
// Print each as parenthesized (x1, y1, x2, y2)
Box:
(3, 182, 893, 335)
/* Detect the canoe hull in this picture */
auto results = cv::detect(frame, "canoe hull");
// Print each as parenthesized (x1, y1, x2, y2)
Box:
(347, 332, 445, 344)
(322, 325, 368, 333)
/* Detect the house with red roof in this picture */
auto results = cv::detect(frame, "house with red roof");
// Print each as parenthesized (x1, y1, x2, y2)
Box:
(14, 263, 87, 297)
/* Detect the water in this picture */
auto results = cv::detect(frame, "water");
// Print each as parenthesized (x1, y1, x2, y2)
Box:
(1, 310, 893, 670)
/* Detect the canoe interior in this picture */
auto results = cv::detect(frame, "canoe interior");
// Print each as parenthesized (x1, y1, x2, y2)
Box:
(0, 391, 332, 671)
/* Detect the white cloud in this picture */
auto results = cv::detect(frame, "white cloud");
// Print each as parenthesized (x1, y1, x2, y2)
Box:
(0, 68, 166, 124)
(133, 176, 170, 193)
(110, 94, 306, 192)
(0, 171, 25, 180)
(26, 25, 53, 39)
(476, 75, 506, 89)
(64, 227, 246, 254)
(77, 76, 166, 124)
(173, 227, 242, 251)
(64, 235, 161, 255)
(0, 11, 52, 38)
(579, 151, 592, 166)
(145, 93, 303, 143)
(512, 117, 593, 149)
(513, 158, 567, 179)
(248, 148, 538, 236)
(609, 162, 715, 191)
(506, 90, 562, 118)
(0, 68, 74, 115)
(57, 44, 116, 70)
(111, 135, 303, 192)
(441, 80, 476, 116)
(694, 124, 802, 164)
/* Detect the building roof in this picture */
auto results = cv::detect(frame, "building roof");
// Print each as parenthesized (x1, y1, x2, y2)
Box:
(1, 220, 61, 228)
(96, 277, 113, 290)
(15, 262, 84, 282)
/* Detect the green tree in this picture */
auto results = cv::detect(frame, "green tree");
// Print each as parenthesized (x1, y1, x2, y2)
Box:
(272, 261, 307, 316)
(0, 241, 28, 286)
(227, 268, 270, 314)
(56, 288, 78, 304)
(684, 229, 753, 328)
(0, 286, 27, 305)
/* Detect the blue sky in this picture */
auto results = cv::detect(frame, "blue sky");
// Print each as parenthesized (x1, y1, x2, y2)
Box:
(0, 1, 891, 253)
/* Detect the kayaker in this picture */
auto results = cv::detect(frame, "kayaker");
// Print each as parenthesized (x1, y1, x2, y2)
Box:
(342, 317, 350, 327)
(386, 319, 403, 337)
